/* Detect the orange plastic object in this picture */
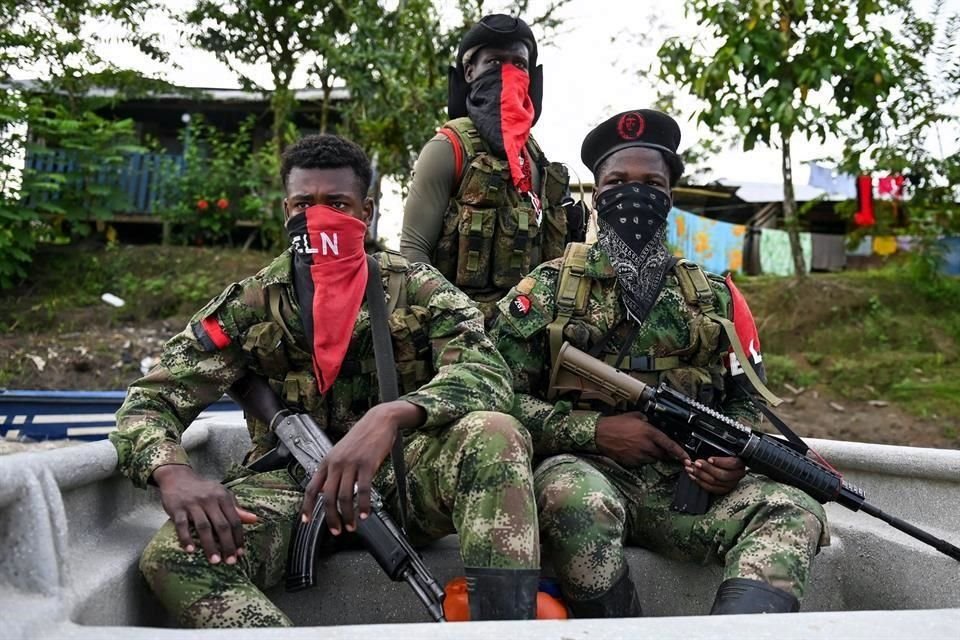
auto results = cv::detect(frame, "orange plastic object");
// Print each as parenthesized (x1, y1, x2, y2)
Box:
(443, 576, 569, 621)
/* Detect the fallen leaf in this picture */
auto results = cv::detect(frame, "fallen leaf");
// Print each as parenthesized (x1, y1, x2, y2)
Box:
(829, 402, 846, 413)
(868, 400, 890, 408)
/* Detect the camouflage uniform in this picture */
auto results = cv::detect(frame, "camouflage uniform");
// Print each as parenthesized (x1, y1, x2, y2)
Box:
(112, 250, 539, 628)
(492, 243, 829, 605)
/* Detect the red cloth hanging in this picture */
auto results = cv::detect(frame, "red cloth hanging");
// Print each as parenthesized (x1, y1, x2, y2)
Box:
(877, 174, 905, 199)
(853, 175, 875, 227)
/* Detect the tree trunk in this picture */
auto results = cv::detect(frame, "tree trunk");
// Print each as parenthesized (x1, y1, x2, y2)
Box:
(370, 153, 384, 246)
(781, 133, 807, 277)
(271, 88, 293, 158)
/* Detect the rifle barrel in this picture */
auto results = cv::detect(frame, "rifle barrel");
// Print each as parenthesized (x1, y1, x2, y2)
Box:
(859, 501, 960, 561)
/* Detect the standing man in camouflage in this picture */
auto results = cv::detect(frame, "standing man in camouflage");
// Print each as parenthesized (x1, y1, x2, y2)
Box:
(493, 110, 829, 617)
(111, 134, 541, 627)
(400, 13, 585, 324)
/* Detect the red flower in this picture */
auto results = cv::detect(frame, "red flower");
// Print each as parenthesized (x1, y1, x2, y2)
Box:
(197, 199, 209, 211)
(216, 198, 229, 210)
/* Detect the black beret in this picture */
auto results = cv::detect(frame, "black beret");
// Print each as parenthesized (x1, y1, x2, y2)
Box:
(457, 14, 538, 70)
(581, 109, 684, 185)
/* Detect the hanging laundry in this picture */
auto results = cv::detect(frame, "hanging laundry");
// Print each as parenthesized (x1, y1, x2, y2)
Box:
(854, 175, 875, 226)
(759, 228, 813, 276)
(847, 236, 873, 257)
(941, 237, 960, 276)
(896, 236, 919, 252)
(811, 234, 847, 271)
(807, 162, 857, 198)
(808, 163, 836, 192)
(893, 175, 905, 198)
(833, 174, 857, 199)
(667, 208, 747, 274)
(872, 236, 898, 257)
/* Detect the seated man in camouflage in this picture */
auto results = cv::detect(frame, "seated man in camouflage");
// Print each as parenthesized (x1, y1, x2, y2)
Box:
(493, 109, 829, 617)
(111, 134, 540, 627)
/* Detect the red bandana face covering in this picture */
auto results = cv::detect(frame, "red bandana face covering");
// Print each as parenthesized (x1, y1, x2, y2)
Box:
(286, 204, 368, 394)
(465, 63, 536, 192)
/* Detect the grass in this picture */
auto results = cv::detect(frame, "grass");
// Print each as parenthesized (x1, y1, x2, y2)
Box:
(1, 244, 958, 423)
(0, 242, 273, 333)
(736, 264, 960, 421)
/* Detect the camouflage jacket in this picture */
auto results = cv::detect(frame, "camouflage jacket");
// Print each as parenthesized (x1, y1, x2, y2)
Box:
(492, 243, 762, 459)
(112, 250, 513, 488)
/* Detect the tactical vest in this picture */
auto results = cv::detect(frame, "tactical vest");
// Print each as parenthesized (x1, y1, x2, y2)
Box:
(237, 251, 435, 460)
(432, 117, 571, 300)
(546, 243, 779, 408)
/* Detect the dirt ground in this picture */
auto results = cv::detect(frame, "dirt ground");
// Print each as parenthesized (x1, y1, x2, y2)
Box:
(1, 245, 956, 452)
(767, 387, 956, 449)
(2, 320, 955, 451)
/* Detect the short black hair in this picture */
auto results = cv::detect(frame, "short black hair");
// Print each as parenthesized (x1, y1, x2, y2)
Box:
(280, 134, 372, 196)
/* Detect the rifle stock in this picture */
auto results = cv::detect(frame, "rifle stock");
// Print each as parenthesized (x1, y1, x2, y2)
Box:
(549, 342, 960, 562)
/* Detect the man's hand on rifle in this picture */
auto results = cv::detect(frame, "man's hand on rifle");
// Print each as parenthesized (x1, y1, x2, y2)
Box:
(596, 411, 690, 466)
(152, 464, 259, 565)
(684, 456, 746, 495)
(300, 400, 426, 536)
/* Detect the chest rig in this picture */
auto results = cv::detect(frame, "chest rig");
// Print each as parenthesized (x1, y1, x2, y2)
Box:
(546, 243, 777, 409)
(239, 252, 434, 459)
(432, 117, 570, 298)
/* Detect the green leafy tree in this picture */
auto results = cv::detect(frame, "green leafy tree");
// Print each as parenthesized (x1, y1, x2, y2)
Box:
(180, 0, 570, 244)
(657, 0, 936, 276)
(0, 0, 165, 287)
(837, 3, 960, 287)
(183, 0, 352, 155)
(159, 115, 283, 248)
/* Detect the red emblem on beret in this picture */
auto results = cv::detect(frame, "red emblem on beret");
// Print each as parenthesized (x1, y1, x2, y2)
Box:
(617, 112, 645, 140)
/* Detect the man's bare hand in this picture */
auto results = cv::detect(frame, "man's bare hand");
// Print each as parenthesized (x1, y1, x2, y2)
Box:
(300, 400, 426, 536)
(152, 464, 258, 565)
(683, 456, 746, 495)
(596, 411, 689, 466)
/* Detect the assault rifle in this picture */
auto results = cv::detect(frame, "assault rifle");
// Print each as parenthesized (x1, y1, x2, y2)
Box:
(229, 374, 447, 622)
(549, 342, 960, 562)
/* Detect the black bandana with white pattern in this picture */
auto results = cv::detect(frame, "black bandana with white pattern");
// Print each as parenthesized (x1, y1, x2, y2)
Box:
(596, 182, 673, 324)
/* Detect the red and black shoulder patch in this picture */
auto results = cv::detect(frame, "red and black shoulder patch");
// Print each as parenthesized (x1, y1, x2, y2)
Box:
(509, 294, 532, 318)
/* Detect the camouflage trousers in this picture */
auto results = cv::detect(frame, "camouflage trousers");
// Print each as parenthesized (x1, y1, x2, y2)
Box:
(139, 411, 539, 628)
(535, 454, 829, 604)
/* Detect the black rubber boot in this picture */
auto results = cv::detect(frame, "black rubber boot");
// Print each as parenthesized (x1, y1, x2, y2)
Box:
(710, 578, 800, 614)
(567, 568, 643, 619)
(464, 567, 540, 620)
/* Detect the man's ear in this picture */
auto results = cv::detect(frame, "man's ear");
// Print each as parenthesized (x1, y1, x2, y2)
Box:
(464, 62, 476, 83)
(282, 197, 290, 224)
(362, 197, 374, 225)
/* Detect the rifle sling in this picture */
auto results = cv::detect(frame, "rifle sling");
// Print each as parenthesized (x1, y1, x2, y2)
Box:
(365, 256, 410, 532)
(734, 378, 809, 454)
